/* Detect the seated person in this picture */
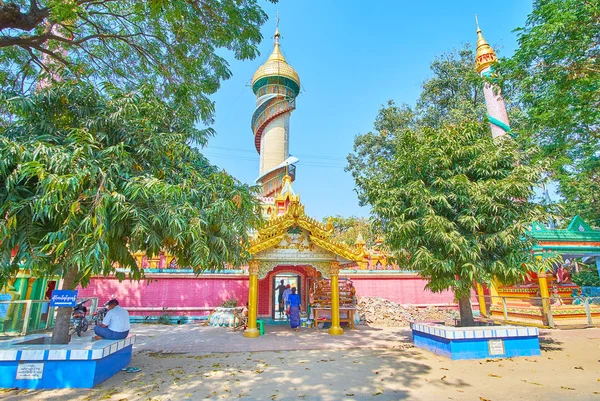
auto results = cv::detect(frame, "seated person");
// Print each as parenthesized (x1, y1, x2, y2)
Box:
(550, 286, 564, 306)
(93, 299, 130, 341)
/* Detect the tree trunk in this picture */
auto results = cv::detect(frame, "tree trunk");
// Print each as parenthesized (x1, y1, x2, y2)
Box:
(458, 295, 475, 327)
(51, 267, 78, 344)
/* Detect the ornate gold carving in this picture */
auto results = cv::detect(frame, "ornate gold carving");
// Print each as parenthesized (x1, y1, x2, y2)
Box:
(248, 189, 365, 266)
(256, 261, 331, 280)
(310, 235, 364, 262)
(329, 261, 340, 276)
(248, 260, 259, 275)
(257, 261, 280, 279)
(248, 233, 286, 255)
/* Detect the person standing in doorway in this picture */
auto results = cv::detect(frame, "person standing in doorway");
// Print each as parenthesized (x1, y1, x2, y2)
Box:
(276, 279, 287, 318)
(288, 287, 302, 332)
(282, 284, 292, 318)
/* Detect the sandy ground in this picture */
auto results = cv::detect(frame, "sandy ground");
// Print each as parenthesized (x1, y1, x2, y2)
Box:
(1, 324, 599, 401)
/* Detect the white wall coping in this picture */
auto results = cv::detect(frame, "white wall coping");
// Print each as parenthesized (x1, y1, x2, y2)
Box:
(410, 323, 538, 340)
(0, 334, 136, 362)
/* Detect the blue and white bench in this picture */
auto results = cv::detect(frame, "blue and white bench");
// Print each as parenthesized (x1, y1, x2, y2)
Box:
(411, 323, 540, 360)
(0, 334, 135, 389)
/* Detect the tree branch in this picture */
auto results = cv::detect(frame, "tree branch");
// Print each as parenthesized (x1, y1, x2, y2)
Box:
(0, 1, 49, 31)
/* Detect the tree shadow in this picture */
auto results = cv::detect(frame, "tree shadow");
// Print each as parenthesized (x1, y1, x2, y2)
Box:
(538, 332, 563, 352)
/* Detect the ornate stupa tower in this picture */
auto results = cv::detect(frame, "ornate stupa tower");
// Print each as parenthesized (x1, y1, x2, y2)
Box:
(475, 17, 511, 138)
(251, 19, 301, 197)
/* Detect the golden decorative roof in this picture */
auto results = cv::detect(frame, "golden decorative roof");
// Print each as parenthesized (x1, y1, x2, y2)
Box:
(251, 26, 300, 87)
(475, 17, 498, 73)
(248, 194, 364, 262)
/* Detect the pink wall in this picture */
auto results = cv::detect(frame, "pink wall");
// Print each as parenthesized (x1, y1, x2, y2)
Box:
(77, 273, 472, 317)
(77, 275, 248, 316)
(348, 275, 456, 305)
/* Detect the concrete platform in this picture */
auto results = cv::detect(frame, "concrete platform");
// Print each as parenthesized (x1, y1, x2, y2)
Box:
(0, 334, 135, 389)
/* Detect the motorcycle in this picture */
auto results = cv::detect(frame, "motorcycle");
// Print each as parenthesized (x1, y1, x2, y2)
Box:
(69, 299, 90, 337)
(92, 304, 108, 326)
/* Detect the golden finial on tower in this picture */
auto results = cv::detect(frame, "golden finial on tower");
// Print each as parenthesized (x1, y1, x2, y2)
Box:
(251, 13, 300, 89)
(274, 12, 280, 44)
(474, 15, 498, 74)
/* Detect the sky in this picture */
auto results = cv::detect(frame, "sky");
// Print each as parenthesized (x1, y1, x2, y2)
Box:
(203, 0, 534, 221)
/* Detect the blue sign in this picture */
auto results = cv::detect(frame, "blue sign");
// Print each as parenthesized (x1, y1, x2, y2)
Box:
(50, 290, 78, 307)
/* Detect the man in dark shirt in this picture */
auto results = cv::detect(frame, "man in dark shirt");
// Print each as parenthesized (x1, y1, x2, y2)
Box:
(276, 280, 287, 317)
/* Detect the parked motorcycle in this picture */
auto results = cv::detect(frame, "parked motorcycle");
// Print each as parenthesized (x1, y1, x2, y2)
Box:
(70, 299, 90, 337)
(92, 304, 108, 326)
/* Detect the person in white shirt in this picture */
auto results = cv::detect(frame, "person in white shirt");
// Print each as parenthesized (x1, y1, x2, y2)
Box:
(93, 299, 131, 341)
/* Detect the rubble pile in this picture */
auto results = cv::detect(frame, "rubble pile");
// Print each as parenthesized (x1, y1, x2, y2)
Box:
(357, 297, 458, 327)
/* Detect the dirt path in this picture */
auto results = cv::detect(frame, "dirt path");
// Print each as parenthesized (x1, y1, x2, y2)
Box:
(2, 326, 599, 400)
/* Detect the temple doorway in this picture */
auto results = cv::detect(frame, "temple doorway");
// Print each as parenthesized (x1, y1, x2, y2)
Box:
(272, 273, 301, 320)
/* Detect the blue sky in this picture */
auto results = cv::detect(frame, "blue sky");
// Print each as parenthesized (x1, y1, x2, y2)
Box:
(203, 0, 534, 220)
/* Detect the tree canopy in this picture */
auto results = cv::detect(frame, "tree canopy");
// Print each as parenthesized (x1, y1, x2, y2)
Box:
(0, 0, 276, 343)
(0, 82, 262, 342)
(323, 215, 379, 248)
(0, 83, 261, 286)
(497, 0, 600, 224)
(0, 0, 274, 123)
(347, 46, 557, 325)
(348, 116, 552, 325)
(417, 45, 487, 128)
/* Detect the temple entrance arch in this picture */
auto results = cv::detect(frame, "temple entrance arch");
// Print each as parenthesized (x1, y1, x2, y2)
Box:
(263, 264, 325, 320)
(242, 179, 366, 338)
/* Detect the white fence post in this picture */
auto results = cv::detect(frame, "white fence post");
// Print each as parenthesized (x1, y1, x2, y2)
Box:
(21, 300, 33, 335)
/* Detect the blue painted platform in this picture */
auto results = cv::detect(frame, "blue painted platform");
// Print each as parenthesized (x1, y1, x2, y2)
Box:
(411, 323, 540, 360)
(0, 334, 135, 389)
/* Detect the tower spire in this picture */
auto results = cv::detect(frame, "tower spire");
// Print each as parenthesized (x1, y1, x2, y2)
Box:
(474, 18, 497, 74)
(474, 16, 511, 139)
(251, 15, 300, 197)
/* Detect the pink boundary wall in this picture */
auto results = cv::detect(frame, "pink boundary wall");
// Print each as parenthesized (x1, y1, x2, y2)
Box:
(77, 273, 469, 317)
(347, 275, 458, 306)
(77, 275, 249, 317)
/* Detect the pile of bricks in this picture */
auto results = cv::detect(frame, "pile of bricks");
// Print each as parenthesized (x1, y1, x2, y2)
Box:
(357, 297, 458, 327)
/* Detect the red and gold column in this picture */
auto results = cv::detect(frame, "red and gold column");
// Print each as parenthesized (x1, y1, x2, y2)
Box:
(244, 260, 260, 338)
(328, 261, 343, 336)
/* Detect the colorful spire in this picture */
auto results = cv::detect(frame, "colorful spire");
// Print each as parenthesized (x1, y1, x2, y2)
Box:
(474, 15, 498, 74)
(474, 15, 512, 139)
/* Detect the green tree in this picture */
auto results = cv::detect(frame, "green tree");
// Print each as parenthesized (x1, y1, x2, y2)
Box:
(323, 215, 379, 248)
(348, 115, 553, 326)
(497, 0, 600, 224)
(0, 83, 262, 343)
(417, 45, 487, 128)
(0, 0, 273, 122)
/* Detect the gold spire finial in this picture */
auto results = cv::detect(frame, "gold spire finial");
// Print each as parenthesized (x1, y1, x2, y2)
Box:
(274, 12, 280, 45)
(474, 16, 498, 73)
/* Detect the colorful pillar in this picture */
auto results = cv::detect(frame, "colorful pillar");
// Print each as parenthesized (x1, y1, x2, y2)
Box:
(24, 278, 36, 299)
(476, 283, 487, 316)
(244, 260, 260, 338)
(475, 17, 512, 139)
(328, 261, 343, 336)
(537, 271, 551, 325)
